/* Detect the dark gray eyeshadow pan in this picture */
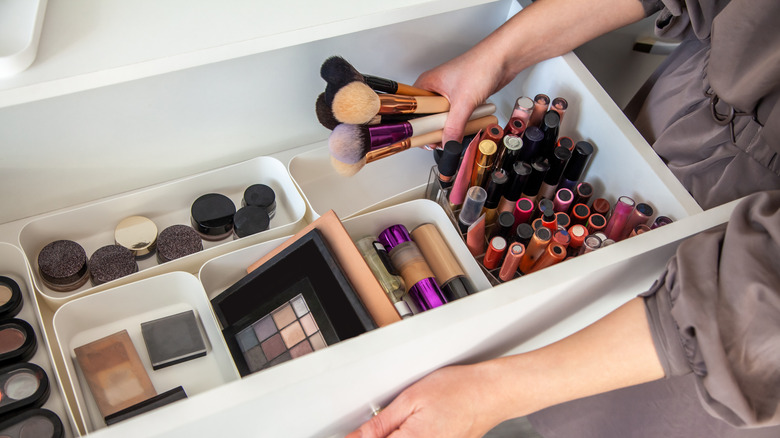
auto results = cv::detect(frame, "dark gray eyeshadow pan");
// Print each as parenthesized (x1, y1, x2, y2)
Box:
(141, 310, 208, 370)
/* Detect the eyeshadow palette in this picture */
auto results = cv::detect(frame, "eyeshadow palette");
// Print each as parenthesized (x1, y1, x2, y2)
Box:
(212, 228, 376, 377)
(141, 310, 207, 370)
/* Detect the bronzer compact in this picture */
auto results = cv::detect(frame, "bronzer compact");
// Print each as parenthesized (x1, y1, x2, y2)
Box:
(211, 228, 376, 377)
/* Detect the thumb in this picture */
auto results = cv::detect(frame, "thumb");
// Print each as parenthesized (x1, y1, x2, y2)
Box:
(345, 402, 414, 438)
(441, 101, 477, 145)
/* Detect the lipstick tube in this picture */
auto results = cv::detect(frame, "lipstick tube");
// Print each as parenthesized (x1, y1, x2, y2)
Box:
(571, 203, 590, 226)
(525, 242, 566, 274)
(651, 216, 673, 229)
(411, 223, 476, 301)
(538, 146, 572, 201)
(492, 211, 516, 241)
(587, 213, 607, 234)
(555, 212, 570, 229)
(510, 96, 534, 127)
(355, 237, 412, 318)
(518, 126, 544, 163)
(513, 198, 535, 227)
(529, 94, 550, 127)
(498, 242, 525, 282)
(558, 141, 594, 191)
(603, 196, 636, 241)
(458, 186, 488, 233)
(553, 188, 574, 213)
(513, 223, 535, 248)
(618, 202, 653, 241)
(552, 229, 571, 247)
(378, 225, 447, 311)
(539, 111, 561, 160)
(557, 136, 574, 151)
(497, 135, 523, 174)
(497, 161, 532, 214)
(574, 182, 594, 207)
(483, 169, 509, 227)
(470, 139, 498, 188)
(481, 124, 504, 145)
(483, 236, 508, 271)
(503, 117, 525, 138)
(541, 209, 557, 233)
(519, 227, 552, 274)
(520, 158, 550, 202)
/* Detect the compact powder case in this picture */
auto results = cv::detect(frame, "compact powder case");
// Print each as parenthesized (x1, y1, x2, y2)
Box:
(0, 362, 51, 417)
(0, 408, 65, 438)
(36, 240, 90, 292)
(88, 245, 139, 286)
(141, 310, 207, 370)
(104, 385, 187, 426)
(156, 224, 203, 263)
(190, 193, 236, 241)
(0, 319, 37, 368)
(114, 216, 158, 260)
(242, 184, 276, 219)
(0, 276, 23, 320)
(233, 206, 270, 239)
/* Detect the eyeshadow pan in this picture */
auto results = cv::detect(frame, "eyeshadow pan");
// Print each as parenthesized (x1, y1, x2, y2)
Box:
(236, 327, 259, 352)
(0, 328, 25, 354)
(309, 332, 327, 351)
(271, 304, 296, 329)
(0, 285, 12, 306)
(242, 346, 267, 372)
(260, 333, 285, 360)
(299, 313, 318, 337)
(141, 310, 208, 370)
(5, 372, 39, 400)
(280, 321, 304, 348)
(289, 339, 313, 359)
(252, 316, 276, 342)
(291, 295, 308, 317)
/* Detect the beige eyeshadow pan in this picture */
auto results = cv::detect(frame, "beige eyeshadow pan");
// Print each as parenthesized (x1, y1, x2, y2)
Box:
(280, 321, 305, 348)
(271, 304, 296, 329)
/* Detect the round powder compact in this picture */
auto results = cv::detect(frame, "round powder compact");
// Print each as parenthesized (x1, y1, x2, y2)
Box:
(0, 276, 23, 320)
(88, 245, 139, 287)
(242, 184, 276, 219)
(37, 240, 90, 292)
(190, 193, 236, 241)
(233, 206, 271, 239)
(114, 215, 158, 260)
(157, 225, 204, 264)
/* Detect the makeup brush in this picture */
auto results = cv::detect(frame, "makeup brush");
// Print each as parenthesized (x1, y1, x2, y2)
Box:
(331, 115, 498, 177)
(331, 87, 451, 125)
(321, 56, 436, 96)
(316, 92, 435, 130)
(328, 103, 496, 164)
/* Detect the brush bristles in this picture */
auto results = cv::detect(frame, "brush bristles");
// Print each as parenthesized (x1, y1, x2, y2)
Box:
(330, 155, 366, 177)
(332, 82, 381, 125)
(328, 124, 370, 164)
(321, 56, 363, 88)
(316, 93, 340, 130)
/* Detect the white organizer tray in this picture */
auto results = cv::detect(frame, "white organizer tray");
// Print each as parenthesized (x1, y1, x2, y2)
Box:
(19, 156, 307, 308)
(0, 0, 47, 78)
(52, 271, 238, 434)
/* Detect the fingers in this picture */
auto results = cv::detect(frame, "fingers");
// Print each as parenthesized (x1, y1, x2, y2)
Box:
(346, 397, 415, 438)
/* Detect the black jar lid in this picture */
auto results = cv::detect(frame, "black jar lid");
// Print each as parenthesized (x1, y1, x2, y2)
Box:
(233, 206, 271, 239)
(0, 276, 23, 320)
(88, 245, 139, 287)
(242, 184, 276, 218)
(191, 193, 236, 240)
(0, 319, 37, 368)
(37, 240, 89, 292)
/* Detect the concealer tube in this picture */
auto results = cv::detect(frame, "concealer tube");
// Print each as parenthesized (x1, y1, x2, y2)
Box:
(525, 242, 566, 274)
(355, 237, 412, 318)
(470, 139, 498, 188)
(411, 223, 476, 301)
(499, 242, 525, 282)
(603, 196, 636, 241)
(518, 227, 552, 274)
(378, 225, 447, 311)
(482, 236, 507, 271)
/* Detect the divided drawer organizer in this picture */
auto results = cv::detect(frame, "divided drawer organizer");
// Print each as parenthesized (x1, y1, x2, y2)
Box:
(0, 0, 724, 436)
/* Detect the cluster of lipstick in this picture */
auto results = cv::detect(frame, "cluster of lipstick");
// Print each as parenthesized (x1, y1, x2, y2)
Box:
(316, 56, 498, 176)
(439, 94, 673, 283)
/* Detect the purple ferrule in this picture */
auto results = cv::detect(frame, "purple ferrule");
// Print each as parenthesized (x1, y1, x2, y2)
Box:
(368, 123, 413, 150)
(377, 224, 412, 251)
(409, 277, 448, 311)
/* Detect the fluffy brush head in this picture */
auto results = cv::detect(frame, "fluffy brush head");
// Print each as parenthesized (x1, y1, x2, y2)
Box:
(316, 92, 340, 130)
(330, 155, 366, 177)
(328, 123, 370, 164)
(320, 56, 364, 88)
(331, 81, 381, 125)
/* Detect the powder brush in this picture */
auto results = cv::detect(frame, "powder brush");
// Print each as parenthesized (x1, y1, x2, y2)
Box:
(330, 85, 451, 125)
(316, 92, 433, 130)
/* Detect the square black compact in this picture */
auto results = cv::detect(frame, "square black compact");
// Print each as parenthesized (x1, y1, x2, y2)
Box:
(211, 228, 375, 377)
(140, 310, 208, 370)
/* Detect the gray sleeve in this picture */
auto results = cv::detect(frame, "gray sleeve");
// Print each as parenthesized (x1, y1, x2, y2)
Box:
(637, 0, 665, 16)
(642, 190, 780, 427)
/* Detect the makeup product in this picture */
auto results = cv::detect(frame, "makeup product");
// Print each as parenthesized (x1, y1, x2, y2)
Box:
(619, 202, 654, 241)
(603, 196, 636, 241)
(518, 227, 552, 274)
(492, 211, 516, 240)
(519, 157, 550, 201)
(114, 216, 158, 260)
(541, 209, 557, 232)
(518, 126, 544, 163)
(458, 186, 487, 233)
(525, 242, 566, 274)
(156, 224, 203, 264)
(591, 197, 611, 217)
(412, 223, 476, 300)
(513, 198, 535, 227)
(470, 139, 498, 188)
(558, 141, 594, 191)
(483, 169, 509, 226)
(510, 96, 534, 127)
(0, 408, 64, 438)
(579, 234, 603, 255)
(538, 146, 571, 200)
(104, 386, 187, 426)
(0, 276, 23, 320)
(354, 237, 412, 318)
(573, 181, 594, 206)
(587, 213, 607, 234)
(553, 188, 574, 213)
(571, 203, 591, 226)
(0, 320, 37, 367)
(190, 193, 236, 241)
(465, 215, 487, 257)
(551, 97, 568, 122)
(555, 212, 571, 229)
(448, 130, 482, 207)
(651, 216, 674, 229)
(437, 140, 464, 190)
(567, 224, 588, 256)
(503, 117, 525, 137)
(0, 363, 50, 417)
(513, 223, 535, 248)
(74, 330, 157, 418)
(378, 225, 448, 311)
(536, 198, 554, 218)
(88, 245, 138, 287)
(233, 206, 271, 239)
(353, 93, 452, 125)
(529, 94, 550, 127)
(481, 123, 504, 145)
(243, 184, 276, 219)
(552, 229, 571, 248)
(483, 236, 507, 271)
(141, 310, 207, 370)
(37, 240, 89, 292)
(531, 218, 543, 230)
(601, 238, 616, 248)
(630, 224, 652, 237)
(497, 161, 532, 215)
(539, 111, 561, 160)
(217, 229, 376, 375)
(498, 243, 525, 282)
(320, 56, 437, 97)
(557, 136, 574, 151)
(247, 210, 400, 327)
(497, 135, 523, 174)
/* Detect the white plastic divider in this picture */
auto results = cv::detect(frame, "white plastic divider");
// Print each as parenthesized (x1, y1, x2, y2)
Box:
(0, 0, 48, 78)
(18, 156, 308, 309)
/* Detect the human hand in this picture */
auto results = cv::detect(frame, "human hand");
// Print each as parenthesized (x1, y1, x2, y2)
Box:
(345, 364, 510, 438)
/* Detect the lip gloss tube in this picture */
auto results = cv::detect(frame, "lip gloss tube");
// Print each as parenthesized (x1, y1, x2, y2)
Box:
(483, 169, 509, 227)
(541, 209, 557, 233)
(573, 182, 594, 206)
(520, 158, 550, 202)
(603, 196, 636, 241)
(571, 203, 590, 226)
(587, 213, 607, 234)
(492, 211, 516, 240)
(525, 242, 566, 274)
(618, 202, 653, 241)
(553, 188, 574, 213)
(510, 96, 534, 127)
(651, 215, 673, 229)
(539, 111, 561, 160)
(483, 236, 507, 271)
(513, 198, 535, 227)
(552, 229, 570, 247)
(551, 97, 568, 122)
(470, 139, 498, 189)
(411, 223, 476, 301)
(481, 124, 504, 145)
(529, 94, 550, 128)
(558, 141, 594, 192)
(578, 234, 602, 255)
(513, 223, 535, 248)
(519, 227, 552, 274)
(518, 126, 544, 163)
(504, 117, 526, 138)
(497, 161, 532, 215)
(538, 146, 571, 201)
(498, 242, 525, 282)
(591, 197, 611, 218)
(378, 225, 447, 311)
(355, 237, 412, 318)
(557, 136, 574, 151)
(458, 186, 487, 233)
(497, 135, 524, 174)
(531, 218, 543, 230)
(567, 224, 588, 256)
(630, 224, 652, 237)
(555, 212, 570, 229)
